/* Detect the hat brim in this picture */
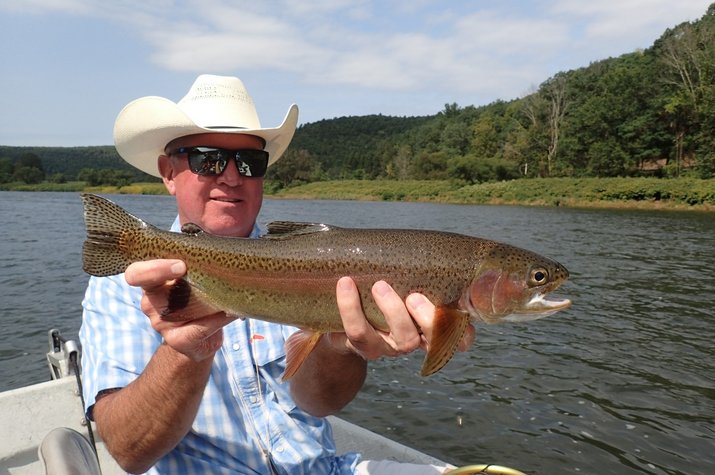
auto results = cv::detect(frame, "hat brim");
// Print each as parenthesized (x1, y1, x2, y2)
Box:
(113, 96, 299, 178)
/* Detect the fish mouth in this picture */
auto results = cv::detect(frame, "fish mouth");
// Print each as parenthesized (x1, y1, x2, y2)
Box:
(503, 293, 572, 322)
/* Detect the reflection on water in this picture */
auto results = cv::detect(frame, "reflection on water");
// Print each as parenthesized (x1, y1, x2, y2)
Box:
(1, 192, 713, 474)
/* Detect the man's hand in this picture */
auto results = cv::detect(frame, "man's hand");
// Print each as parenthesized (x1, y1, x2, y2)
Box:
(124, 259, 236, 361)
(290, 276, 475, 416)
(332, 276, 475, 361)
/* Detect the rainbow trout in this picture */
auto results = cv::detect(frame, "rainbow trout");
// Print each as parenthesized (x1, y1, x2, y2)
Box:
(81, 193, 571, 377)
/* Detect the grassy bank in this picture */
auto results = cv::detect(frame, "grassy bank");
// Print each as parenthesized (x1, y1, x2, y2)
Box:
(0, 181, 169, 194)
(270, 177, 715, 210)
(2, 178, 714, 210)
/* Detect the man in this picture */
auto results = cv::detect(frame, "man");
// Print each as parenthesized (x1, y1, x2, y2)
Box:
(80, 74, 474, 474)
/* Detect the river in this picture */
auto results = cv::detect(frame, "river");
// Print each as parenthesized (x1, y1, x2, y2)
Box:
(0, 191, 713, 475)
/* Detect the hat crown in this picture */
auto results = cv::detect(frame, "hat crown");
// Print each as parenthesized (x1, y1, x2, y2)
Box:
(178, 75, 262, 130)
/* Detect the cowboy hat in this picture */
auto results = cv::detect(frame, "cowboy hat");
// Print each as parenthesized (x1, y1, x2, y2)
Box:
(113, 74, 299, 177)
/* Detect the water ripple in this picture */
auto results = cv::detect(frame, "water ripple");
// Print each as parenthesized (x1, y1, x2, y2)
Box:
(2, 192, 714, 475)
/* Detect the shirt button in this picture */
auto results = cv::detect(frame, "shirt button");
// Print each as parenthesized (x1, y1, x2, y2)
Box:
(249, 396, 258, 404)
(232, 343, 240, 351)
(276, 446, 284, 453)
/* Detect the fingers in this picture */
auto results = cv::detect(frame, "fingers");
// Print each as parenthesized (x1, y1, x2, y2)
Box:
(372, 281, 422, 354)
(335, 278, 425, 359)
(335, 277, 382, 359)
(335, 277, 371, 339)
(407, 292, 475, 352)
(155, 312, 233, 361)
(125, 259, 186, 289)
(124, 259, 232, 362)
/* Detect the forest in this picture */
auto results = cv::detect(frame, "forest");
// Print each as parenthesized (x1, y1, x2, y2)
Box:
(2, 4, 715, 188)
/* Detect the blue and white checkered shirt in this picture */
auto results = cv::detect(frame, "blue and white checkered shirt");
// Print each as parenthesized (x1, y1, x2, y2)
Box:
(79, 217, 361, 474)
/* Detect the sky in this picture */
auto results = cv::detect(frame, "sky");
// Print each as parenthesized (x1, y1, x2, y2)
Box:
(0, 0, 712, 147)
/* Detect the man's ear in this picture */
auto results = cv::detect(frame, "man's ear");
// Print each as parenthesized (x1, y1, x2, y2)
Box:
(158, 155, 177, 195)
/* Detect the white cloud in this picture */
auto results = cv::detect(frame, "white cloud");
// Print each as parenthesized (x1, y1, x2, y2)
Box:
(2, 0, 713, 135)
(130, 2, 574, 98)
(10, 0, 710, 99)
(551, 0, 710, 41)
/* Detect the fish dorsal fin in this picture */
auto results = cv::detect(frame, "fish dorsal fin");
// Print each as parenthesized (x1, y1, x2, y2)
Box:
(181, 223, 205, 235)
(265, 221, 333, 239)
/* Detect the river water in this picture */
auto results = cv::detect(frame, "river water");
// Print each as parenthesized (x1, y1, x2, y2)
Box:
(0, 191, 713, 474)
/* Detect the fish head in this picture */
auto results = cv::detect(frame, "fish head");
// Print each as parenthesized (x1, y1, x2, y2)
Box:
(464, 243, 571, 324)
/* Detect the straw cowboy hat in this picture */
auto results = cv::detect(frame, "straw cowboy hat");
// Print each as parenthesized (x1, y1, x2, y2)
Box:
(113, 74, 299, 177)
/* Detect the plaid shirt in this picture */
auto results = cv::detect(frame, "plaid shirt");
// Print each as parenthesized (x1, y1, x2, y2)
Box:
(79, 218, 361, 474)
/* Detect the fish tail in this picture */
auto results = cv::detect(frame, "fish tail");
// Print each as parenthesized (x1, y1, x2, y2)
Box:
(420, 305, 471, 376)
(81, 193, 146, 277)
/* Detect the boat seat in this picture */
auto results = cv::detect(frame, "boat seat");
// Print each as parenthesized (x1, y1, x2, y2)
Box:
(38, 427, 101, 475)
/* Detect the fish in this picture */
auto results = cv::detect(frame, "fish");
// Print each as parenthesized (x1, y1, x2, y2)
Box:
(81, 193, 571, 378)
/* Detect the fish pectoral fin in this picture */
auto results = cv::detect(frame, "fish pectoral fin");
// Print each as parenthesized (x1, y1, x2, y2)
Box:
(282, 330, 324, 381)
(161, 278, 223, 322)
(420, 305, 471, 377)
(264, 221, 333, 239)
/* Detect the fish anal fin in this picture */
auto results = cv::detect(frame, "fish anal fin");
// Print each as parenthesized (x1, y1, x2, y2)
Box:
(420, 305, 470, 377)
(282, 330, 324, 381)
(161, 278, 223, 322)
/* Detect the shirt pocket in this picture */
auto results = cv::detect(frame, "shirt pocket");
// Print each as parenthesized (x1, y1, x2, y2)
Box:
(249, 322, 298, 414)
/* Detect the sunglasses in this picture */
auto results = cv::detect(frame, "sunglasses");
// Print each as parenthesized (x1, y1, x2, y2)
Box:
(171, 147, 270, 177)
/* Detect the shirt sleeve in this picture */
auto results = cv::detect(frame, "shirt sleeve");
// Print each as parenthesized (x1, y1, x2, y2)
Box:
(79, 274, 162, 419)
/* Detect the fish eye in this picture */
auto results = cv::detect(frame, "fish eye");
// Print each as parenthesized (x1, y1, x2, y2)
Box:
(529, 268, 549, 286)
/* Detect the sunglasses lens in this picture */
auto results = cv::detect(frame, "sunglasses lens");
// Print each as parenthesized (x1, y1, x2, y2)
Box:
(178, 147, 269, 177)
(236, 150, 269, 177)
(186, 148, 226, 176)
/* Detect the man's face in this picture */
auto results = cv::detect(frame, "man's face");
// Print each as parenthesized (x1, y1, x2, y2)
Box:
(158, 133, 265, 237)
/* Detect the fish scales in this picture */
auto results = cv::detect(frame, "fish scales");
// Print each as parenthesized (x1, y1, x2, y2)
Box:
(171, 228, 482, 331)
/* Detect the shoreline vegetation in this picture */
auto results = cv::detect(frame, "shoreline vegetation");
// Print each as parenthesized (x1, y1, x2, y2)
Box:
(2, 177, 714, 211)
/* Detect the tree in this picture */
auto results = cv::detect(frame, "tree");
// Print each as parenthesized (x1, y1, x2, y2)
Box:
(11, 152, 46, 183)
(543, 74, 569, 176)
(0, 158, 13, 183)
(447, 155, 519, 183)
(659, 7, 715, 175)
(267, 149, 323, 189)
(13, 166, 45, 184)
(412, 150, 449, 179)
(385, 144, 412, 180)
(471, 113, 501, 159)
(16, 152, 44, 172)
(514, 91, 552, 176)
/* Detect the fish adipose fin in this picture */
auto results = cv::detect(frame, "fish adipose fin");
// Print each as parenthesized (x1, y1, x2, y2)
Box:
(81, 193, 148, 277)
(282, 330, 324, 380)
(420, 305, 471, 376)
(264, 221, 333, 239)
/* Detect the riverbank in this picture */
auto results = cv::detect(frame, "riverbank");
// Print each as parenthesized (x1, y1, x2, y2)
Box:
(271, 177, 715, 211)
(2, 177, 714, 211)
